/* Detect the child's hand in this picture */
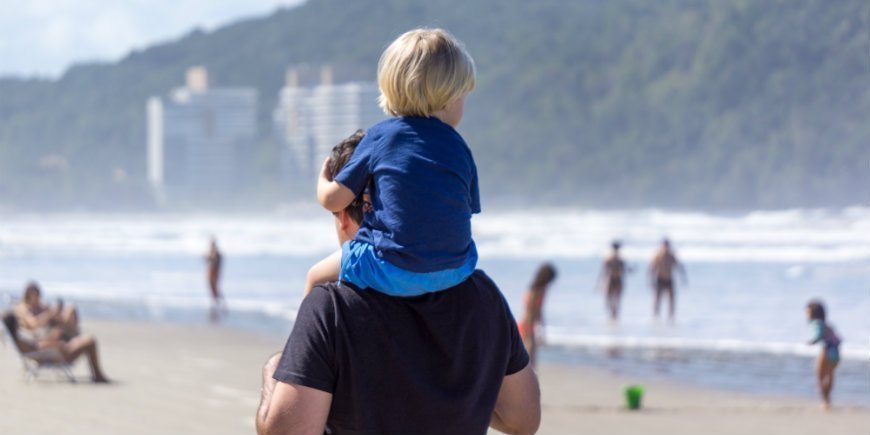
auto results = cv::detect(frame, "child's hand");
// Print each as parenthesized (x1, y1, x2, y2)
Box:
(319, 157, 333, 182)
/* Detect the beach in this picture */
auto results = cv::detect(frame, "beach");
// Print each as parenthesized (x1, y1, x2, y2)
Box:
(1, 319, 866, 435)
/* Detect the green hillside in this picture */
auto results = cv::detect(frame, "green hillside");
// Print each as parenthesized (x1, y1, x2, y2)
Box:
(0, 0, 867, 210)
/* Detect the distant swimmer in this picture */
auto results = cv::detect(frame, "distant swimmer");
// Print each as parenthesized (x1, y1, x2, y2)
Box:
(599, 241, 631, 322)
(806, 300, 842, 411)
(205, 237, 224, 320)
(648, 238, 687, 320)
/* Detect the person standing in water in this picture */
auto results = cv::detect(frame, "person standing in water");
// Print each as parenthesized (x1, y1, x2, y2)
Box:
(648, 238, 686, 320)
(205, 237, 224, 319)
(806, 300, 842, 410)
(519, 263, 557, 367)
(599, 241, 630, 322)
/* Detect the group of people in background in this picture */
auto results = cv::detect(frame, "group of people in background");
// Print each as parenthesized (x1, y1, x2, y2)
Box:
(517, 237, 843, 410)
(598, 238, 687, 322)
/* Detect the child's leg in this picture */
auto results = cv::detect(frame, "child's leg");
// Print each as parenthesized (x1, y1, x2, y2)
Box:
(815, 354, 832, 409)
(304, 249, 342, 296)
(821, 358, 838, 409)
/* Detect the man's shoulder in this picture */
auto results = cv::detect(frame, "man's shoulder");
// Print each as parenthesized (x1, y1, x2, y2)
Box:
(306, 281, 355, 306)
(308, 270, 502, 305)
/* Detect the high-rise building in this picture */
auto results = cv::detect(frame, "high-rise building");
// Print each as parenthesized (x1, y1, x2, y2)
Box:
(147, 67, 258, 202)
(274, 66, 384, 180)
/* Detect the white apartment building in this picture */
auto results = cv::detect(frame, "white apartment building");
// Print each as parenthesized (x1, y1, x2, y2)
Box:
(147, 67, 258, 202)
(273, 67, 384, 179)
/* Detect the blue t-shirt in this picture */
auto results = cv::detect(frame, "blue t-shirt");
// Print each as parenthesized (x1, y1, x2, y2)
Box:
(334, 116, 480, 273)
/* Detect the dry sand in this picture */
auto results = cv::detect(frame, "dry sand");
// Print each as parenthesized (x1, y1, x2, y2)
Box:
(1, 319, 866, 434)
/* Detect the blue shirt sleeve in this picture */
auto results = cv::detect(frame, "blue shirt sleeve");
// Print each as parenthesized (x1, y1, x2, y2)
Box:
(470, 163, 481, 214)
(333, 133, 375, 196)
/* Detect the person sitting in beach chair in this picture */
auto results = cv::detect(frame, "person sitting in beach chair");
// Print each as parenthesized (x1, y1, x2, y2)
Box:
(14, 281, 80, 343)
(2, 310, 110, 383)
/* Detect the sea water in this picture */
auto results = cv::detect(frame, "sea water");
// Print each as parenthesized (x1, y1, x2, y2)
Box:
(1, 208, 868, 405)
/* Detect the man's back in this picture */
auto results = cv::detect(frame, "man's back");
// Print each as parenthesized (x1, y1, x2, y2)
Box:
(273, 270, 529, 434)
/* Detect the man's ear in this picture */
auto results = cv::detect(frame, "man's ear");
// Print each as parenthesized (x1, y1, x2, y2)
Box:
(336, 209, 351, 231)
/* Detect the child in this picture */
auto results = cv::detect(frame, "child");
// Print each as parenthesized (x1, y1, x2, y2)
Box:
(307, 28, 479, 296)
(806, 299, 842, 410)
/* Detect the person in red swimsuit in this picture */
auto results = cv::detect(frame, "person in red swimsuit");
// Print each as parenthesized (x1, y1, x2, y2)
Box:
(519, 263, 557, 367)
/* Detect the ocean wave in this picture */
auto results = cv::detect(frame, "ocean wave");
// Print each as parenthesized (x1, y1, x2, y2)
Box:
(1, 207, 869, 262)
(544, 330, 870, 361)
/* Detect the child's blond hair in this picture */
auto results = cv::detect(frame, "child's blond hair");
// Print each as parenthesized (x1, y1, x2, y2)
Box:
(377, 28, 476, 117)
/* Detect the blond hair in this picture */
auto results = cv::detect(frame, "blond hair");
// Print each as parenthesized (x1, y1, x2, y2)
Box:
(377, 28, 476, 117)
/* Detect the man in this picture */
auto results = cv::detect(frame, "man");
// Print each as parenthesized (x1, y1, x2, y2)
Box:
(648, 238, 687, 320)
(599, 241, 630, 322)
(256, 133, 541, 435)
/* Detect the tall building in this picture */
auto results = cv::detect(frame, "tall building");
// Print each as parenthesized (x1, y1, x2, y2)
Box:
(273, 66, 384, 179)
(147, 67, 258, 202)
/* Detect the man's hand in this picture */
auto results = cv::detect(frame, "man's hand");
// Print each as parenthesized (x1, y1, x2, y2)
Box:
(256, 353, 282, 432)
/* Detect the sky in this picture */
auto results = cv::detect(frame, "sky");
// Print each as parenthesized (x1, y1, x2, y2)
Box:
(0, 0, 306, 78)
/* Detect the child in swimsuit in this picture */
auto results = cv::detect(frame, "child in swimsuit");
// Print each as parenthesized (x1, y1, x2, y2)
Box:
(806, 299, 842, 410)
(306, 28, 479, 296)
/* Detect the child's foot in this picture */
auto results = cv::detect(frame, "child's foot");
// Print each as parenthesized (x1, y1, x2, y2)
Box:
(821, 402, 831, 412)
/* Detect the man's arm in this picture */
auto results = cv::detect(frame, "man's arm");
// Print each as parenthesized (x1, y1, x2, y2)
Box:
(256, 353, 333, 435)
(490, 364, 541, 435)
(648, 256, 659, 288)
(596, 261, 607, 292)
(16, 303, 56, 330)
(677, 259, 688, 285)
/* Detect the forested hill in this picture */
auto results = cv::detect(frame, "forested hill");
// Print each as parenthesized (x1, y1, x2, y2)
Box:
(0, 0, 867, 211)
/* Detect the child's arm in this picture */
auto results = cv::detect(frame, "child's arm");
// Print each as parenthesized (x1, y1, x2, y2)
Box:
(317, 158, 357, 212)
(807, 321, 824, 345)
(304, 249, 342, 297)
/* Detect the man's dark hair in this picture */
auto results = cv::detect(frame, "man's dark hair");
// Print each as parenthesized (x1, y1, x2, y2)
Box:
(327, 129, 367, 224)
(807, 299, 826, 321)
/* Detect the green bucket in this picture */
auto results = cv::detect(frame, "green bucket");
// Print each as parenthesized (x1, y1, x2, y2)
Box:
(624, 385, 644, 410)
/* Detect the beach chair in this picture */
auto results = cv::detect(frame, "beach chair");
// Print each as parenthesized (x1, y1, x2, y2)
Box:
(1, 311, 76, 383)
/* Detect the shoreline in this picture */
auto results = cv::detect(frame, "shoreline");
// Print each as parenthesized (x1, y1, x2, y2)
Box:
(1, 319, 867, 434)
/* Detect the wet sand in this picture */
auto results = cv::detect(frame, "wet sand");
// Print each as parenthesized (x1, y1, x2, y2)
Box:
(0, 319, 866, 434)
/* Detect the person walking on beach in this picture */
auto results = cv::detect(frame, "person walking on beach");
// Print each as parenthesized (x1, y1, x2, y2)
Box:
(205, 237, 224, 319)
(599, 241, 630, 322)
(806, 300, 842, 410)
(519, 262, 557, 366)
(648, 238, 686, 320)
(257, 130, 540, 434)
